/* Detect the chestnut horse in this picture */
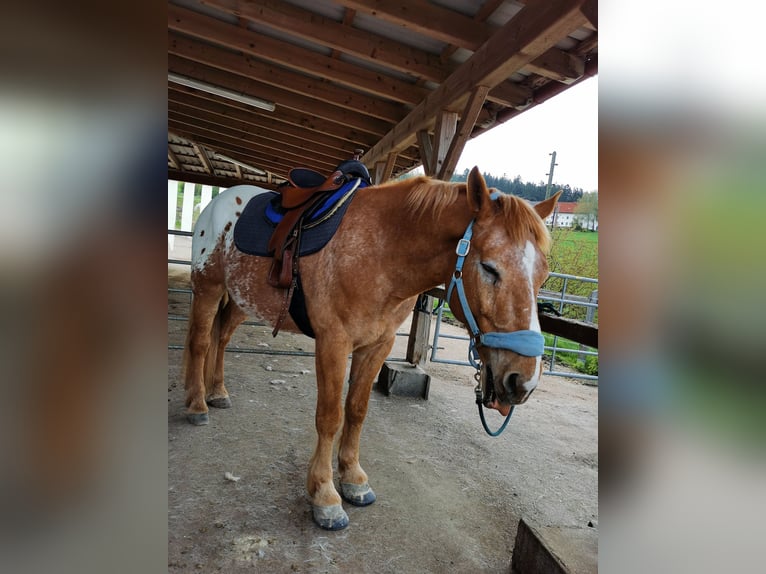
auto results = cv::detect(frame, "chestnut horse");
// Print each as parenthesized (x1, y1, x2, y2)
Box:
(183, 167, 560, 530)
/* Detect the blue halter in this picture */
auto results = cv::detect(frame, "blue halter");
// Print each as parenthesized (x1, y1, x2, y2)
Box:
(445, 194, 545, 436)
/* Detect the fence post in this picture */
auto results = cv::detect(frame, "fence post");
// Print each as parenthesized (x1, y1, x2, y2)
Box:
(168, 180, 178, 250)
(180, 182, 194, 231)
(578, 289, 599, 363)
(200, 185, 213, 214)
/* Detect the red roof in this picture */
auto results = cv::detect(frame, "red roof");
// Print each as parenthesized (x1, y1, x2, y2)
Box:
(553, 202, 578, 214)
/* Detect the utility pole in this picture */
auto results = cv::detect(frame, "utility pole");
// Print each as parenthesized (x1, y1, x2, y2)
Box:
(545, 151, 559, 229)
(545, 151, 557, 199)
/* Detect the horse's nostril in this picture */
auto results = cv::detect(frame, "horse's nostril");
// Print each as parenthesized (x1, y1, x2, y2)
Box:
(505, 373, 519, 395)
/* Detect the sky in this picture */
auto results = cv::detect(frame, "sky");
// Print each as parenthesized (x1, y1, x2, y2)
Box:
(454, 75, 598, 192)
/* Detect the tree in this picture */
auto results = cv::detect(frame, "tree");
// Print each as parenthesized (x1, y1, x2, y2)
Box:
(574, 191, 598, 231)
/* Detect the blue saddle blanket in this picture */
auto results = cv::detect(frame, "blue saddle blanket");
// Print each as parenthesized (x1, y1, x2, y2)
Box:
(233, 179, 363, 257)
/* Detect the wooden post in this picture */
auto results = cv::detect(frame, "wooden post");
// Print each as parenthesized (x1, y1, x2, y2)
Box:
(405, 294, 433, 366)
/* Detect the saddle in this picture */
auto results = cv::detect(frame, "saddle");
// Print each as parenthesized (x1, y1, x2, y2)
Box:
(265, 156, 371, 335)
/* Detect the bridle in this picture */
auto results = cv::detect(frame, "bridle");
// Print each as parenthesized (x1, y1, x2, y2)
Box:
(444, 194, 545, 436)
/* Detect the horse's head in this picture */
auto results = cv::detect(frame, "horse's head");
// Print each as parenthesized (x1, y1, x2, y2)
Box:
(448, 167, 560, 414)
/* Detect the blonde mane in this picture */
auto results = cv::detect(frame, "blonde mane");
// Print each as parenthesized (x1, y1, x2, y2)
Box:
(399, 176, 552, 253)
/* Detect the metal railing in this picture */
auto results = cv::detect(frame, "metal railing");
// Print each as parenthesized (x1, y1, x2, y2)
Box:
(430, 271, 598, 383)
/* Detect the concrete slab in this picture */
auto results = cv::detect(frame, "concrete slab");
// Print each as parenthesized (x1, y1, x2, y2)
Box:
(510, 518, 598, 574)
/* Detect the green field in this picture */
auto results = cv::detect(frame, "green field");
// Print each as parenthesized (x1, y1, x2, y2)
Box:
(547, 228, 598, 280)
(542, 228, 598, 375)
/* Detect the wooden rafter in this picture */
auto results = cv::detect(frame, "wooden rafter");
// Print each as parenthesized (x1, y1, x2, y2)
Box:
(168, 35, 406, 124)
(168, 56, 394, 136)
(167, 145, 181, 170)
(168, 7, 427, 106)
(201, 0, 450, 82)
(168, 112, 346, 169)
(416, 130, 434, 176)
(373, 152, 397, 184)
(432, 111, 457, 178)
(439, 0, 505, 62)
(339, 0, 492, 51)
(191, 142, 214, 174)
(168, 85, 380, 151)
(524, 49, 585, 84)
(362, 0, 588, 167)
(170, 120, 338, 173)
(437, 85, 490, 180)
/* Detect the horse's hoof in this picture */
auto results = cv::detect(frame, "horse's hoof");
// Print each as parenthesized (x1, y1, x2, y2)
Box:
(207, 396, 232, 409)
(186, 412, 209, 426)
(340, 482, 376, 507)
(312, 504, 349, 531)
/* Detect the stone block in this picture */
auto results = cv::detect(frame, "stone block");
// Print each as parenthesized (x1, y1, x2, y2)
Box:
(375, 362, 430, 399)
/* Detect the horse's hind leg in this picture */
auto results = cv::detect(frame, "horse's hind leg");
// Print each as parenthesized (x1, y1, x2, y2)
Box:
(183, 280, 225, 426)
(337, 337, 395, 507)
(206, 296, 246, 409)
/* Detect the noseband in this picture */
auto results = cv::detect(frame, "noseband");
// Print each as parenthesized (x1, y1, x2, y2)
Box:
(444, 195, 545, 436)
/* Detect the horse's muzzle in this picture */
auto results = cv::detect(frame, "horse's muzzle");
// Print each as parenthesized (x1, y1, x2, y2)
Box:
(502, 372, 535, 405)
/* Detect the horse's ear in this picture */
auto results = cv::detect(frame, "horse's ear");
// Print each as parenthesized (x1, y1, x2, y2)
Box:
(534, 190, 562, 220)
(466, 166, 491, 215)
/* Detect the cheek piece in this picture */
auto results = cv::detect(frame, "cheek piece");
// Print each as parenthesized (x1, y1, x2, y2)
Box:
(445, 193, 545, 436)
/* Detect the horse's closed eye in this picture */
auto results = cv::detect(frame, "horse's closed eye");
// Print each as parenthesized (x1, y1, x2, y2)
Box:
(481, 262, 500, 283)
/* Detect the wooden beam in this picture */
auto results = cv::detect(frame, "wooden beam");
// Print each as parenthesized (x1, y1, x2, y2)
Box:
(437, 85, 489, 180)
(168, 128, 326, 176)
(169, 6, 428, 105)
(486, 80, 533, 109)
(168, 86, 379, 150)
(362, 0, 588, 166)
(167, 145, 181, 170)
(339, 0, 492, 51)
(201, 0, 451, 82)
(168, 120, 338, 173)
(168, 34, 407, 124)
(331, 8, 357, 58)
(579, 0, 597, 29)
(432, 111, 457, 179)
(538, 314, 598, 349)
(168, 99, 353, 160)
(524, 49, 585, 84)
(191, 143, 213, 175)
(168, 56, 394, 137)
(168, 106, 348, 166)
(416, 129, 434, 176)
(340, 0, 586, 87)
(381, 152, 397, 183)
(168, 168, 280, 190)
(439, 0, 505, 62)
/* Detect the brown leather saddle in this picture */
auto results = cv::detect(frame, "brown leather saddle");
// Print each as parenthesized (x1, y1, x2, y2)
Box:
(267, 156, 371, 335)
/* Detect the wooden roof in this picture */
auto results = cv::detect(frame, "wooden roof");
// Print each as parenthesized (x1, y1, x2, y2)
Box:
(168, 0, 597, 188)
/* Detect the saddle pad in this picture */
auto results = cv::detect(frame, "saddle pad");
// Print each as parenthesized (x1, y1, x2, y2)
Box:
(233, 179, 362, 257)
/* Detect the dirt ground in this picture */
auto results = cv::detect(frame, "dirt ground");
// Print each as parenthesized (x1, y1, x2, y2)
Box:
(167, 265, 597, 573)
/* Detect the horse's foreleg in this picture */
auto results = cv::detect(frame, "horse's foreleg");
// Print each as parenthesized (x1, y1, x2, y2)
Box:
(183, 285, 224, 426)
(206, 297, 246, 409)
(337, 337, 396, 507)
(307, 337, 351, 530)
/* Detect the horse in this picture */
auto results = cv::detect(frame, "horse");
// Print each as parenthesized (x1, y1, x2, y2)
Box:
(182, 166, 560, 530)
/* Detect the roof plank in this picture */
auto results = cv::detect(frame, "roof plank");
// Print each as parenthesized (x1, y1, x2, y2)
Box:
(169, 5, 428, 105)
(168, 34, 407, 124)
(200, 0, 450, 82)
(338, 0, 490, 50)
(362, 0, 588, 166)
(168, 55, 394, 136)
